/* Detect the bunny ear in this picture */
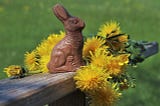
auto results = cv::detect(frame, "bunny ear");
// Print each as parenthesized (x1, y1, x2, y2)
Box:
(53, 4, 71, 22)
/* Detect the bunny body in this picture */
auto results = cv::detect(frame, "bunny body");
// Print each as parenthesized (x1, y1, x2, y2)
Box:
(47, 4, 85, 73)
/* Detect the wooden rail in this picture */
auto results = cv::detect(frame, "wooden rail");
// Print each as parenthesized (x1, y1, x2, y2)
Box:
(0, 72, 85, 106)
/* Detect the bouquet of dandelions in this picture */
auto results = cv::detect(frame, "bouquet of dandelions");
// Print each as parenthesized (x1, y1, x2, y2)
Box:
(3, 21, 156, 106)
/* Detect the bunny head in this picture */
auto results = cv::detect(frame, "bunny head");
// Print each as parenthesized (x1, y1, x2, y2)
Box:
(53, 4, 85, 32)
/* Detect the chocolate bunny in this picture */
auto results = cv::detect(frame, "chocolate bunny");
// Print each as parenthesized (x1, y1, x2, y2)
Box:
(47, 4, 85, 73)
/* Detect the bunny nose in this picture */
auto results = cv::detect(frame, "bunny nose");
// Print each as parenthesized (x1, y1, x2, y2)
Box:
(80, 21, 85, 28)
(76, 18, 85, 27)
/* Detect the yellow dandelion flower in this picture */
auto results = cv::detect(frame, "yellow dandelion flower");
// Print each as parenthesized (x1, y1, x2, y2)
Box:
(118, 34, 128, 43)
(107, 54, 129, 76)
(24, 50, 40, 71)
(74, 65, 109, 92)
(97, 21, 129, 51)
(90, 47, 110, 69)
(117, 54, 130, 65)
(97, 21, 121, 38)
(39, 55, 50, 73)
(36, 31, 65, 56)
(36, 41, 51, 56)
(90, 85, 121, 106)
(83, 36, 105, 58)
(105, 34, 128, 51)
(3, 65, 23, 77)
(107, 59, 122, 75)
(90, 47, 129, 75)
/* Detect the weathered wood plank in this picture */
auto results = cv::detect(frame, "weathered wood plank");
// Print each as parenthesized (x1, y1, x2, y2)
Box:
(142, 41, 159, 58)
(49, 90, 85, 106)
(0, 72, 76, 106)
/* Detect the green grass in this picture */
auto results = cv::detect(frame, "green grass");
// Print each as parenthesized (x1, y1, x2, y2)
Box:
(0, 0, 160, 106)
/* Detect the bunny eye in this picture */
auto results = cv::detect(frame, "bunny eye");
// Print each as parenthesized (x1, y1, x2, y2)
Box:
(70, 19, 78, 24)
(73, 20, 78, 24)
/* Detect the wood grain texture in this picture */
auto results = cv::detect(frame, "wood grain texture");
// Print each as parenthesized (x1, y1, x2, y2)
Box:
(0, 72, 77, 106)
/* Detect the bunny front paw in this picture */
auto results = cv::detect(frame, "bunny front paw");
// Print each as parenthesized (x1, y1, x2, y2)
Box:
(65, 56, 77, 71)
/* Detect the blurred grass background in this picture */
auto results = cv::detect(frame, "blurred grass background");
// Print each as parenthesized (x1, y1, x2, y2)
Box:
(0, 0, 159, 106)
